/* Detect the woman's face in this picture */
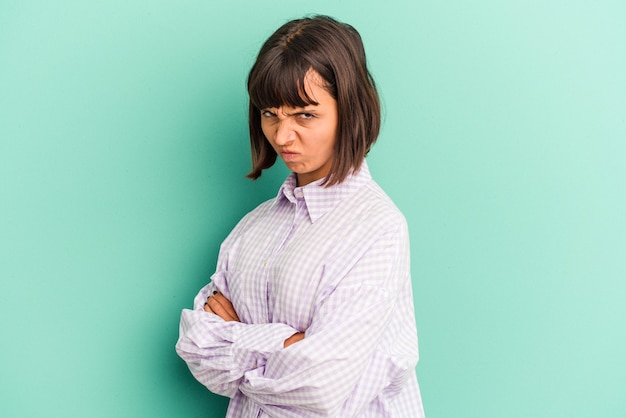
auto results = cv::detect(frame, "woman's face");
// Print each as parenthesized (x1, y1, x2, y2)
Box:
(260, 71, 338, 187)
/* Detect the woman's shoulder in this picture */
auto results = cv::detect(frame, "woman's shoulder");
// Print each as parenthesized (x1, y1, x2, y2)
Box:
(219, 197, 278, 243)
(236, 196, 277, 225)
(336, 178, 408, 235)
(362, 180, 407, 220)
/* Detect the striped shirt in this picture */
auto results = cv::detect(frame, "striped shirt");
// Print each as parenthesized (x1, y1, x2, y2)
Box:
(176, 161, 424, 417)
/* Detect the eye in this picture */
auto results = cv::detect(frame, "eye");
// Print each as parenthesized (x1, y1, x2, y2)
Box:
(261, 109, 276, 118)
(298, 112, 315, 120)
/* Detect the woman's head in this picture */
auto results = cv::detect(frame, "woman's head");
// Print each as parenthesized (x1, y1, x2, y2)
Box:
(246, 15, 380, 186)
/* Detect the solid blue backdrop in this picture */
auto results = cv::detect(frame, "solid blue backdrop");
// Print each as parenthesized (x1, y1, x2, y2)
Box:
(1, 1, 625, 417)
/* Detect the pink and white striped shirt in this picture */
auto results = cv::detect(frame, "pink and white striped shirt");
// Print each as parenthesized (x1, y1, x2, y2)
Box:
(176, 161, 424, 417)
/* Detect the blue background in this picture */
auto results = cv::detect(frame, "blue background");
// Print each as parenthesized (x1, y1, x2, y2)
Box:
(1, 1, 625, 417)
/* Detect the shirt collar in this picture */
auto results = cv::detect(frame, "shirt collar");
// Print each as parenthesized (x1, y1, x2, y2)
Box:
(275, 160, 372, 223)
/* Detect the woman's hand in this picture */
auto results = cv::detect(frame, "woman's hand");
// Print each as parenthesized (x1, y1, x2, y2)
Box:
(284, 332, 305, 348)
(204, 291, 304, 347)
(204, 291, 240, 322)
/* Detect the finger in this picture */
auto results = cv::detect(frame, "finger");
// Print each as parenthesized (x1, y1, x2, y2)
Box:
(211, 292, 240, 322)
(206, 296, 239, 321)
(203, 302, 214, 313)
(284, 332, 305, 348)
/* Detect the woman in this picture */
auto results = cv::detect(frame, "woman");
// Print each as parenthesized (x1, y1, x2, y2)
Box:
(176, 15, 425, 417)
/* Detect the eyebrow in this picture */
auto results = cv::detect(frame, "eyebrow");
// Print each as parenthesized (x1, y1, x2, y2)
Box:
(263, 105, 318, 114)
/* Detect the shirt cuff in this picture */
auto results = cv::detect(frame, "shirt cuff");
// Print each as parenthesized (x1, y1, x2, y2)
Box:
(232, 322, 300, 371)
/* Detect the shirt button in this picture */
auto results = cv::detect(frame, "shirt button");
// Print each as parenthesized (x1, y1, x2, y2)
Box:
(295, 190, 303, 198)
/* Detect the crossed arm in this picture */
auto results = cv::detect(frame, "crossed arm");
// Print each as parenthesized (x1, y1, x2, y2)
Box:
(177, 223, 415, 416)
(204, 291, 304, 348)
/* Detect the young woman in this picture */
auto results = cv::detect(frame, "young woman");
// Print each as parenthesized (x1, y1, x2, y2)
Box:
(176, 15, 425, 418)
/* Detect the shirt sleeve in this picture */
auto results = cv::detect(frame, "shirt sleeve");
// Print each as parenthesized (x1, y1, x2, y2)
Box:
(175, 206, 301, 398)
(176, 307, 300, 398)
(177, 217, 418, 417)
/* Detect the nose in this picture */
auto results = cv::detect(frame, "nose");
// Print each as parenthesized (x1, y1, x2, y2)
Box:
(273, 117, 296, 146)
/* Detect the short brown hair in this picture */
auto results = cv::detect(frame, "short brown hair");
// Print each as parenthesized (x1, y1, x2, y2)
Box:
(246, 15, 380, 186)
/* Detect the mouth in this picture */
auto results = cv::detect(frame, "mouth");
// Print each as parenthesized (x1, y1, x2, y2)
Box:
(280, 150, 299, 161)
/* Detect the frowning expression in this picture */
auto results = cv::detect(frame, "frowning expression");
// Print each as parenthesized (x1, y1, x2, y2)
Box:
(260, 71, 338, 187)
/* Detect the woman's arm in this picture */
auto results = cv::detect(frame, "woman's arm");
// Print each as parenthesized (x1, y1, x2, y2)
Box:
(175, 204, 305, 397)
(204, 291, 304, 347)
(238, 221, 417, 417)
(177, 221, 418, 417)
(176, 306, 301, 398)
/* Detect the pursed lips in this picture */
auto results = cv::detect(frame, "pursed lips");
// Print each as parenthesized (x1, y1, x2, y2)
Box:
(280, 150, 299, 160)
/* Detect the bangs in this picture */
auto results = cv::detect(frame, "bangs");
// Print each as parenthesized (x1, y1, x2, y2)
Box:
(248, 54, 320, 110)
(246, 15, 380, 185)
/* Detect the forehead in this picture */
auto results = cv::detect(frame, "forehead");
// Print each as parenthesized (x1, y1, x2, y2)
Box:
(249, 61, 327, 110)
(270, 73, 330, 110)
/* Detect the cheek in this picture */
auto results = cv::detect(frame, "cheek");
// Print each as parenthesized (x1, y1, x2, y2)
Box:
(260, 124, 277, 148)
(325, 129, 338, 153)
(324, 118, 339, 151)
